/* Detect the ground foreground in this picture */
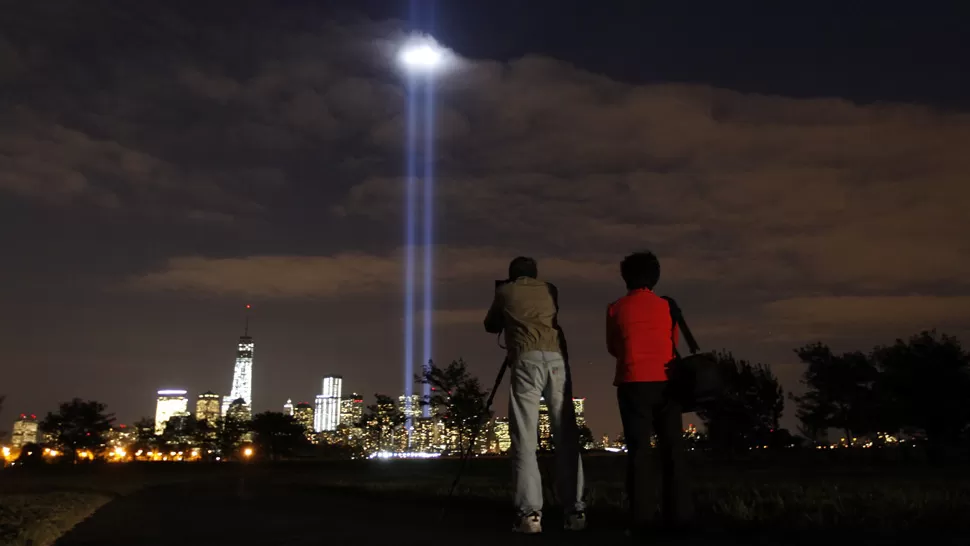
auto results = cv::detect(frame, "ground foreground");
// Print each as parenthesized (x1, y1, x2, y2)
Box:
(0, 492, 110, 546)
(48, 466, 961, 546)
(2, 455, 969, 545)
(44, 479, 878, 546)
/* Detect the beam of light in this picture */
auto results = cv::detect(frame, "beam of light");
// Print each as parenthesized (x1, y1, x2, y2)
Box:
(404, 71, 418, 432)
(421, 72, 435, 419)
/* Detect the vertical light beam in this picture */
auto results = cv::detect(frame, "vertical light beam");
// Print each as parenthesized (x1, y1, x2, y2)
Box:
(404, 72, 418, 430)
(421, 72, 435, 418)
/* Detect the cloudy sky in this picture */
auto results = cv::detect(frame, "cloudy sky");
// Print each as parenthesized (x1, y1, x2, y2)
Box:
(2, 1, 968, 436)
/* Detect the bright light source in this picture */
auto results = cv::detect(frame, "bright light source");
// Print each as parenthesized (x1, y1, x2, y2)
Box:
(243, 447, 253, 458)
(400, 43, 442, 70)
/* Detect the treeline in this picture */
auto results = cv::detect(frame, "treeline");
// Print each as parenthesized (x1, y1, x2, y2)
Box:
(13, 399, 318, 464)
(696, 329, 970, 453)
(12, 329, 969, 463)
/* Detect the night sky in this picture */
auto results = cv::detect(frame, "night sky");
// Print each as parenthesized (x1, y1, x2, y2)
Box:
(2, 1, 968, 437)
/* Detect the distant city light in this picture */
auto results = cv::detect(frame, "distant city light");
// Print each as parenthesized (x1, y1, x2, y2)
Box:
(368, 451, 441, 460)
(243, 447, 253, 458)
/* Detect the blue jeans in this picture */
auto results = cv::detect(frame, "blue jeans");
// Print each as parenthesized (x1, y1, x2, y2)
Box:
(509, 350, 586, 515)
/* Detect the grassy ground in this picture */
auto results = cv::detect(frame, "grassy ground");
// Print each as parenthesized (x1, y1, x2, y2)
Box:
(3, 451, 970, 542)
(302, 454, 970, 532)
(0, 492, 111, 546)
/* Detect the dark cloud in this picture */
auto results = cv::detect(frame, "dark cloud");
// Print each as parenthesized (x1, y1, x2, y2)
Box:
(2, 4, 968, 435)
(125, 247, 620, 299)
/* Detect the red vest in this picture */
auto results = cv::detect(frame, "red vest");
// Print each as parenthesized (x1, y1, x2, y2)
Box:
(607, 288, 677, 385)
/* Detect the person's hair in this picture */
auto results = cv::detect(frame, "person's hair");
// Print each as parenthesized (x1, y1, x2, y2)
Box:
(508, 256, 538, 280)
(620, 251, 660, 290)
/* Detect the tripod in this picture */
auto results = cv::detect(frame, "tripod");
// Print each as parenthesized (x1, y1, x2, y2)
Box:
(439, 354, 510, 519)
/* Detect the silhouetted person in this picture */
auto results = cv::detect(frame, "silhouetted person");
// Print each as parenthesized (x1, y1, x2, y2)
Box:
(485, 256, 586, 534)
(606, 251, 692, 536)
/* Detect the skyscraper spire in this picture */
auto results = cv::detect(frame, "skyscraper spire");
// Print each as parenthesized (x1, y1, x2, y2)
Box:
(223, 304, 255, 418)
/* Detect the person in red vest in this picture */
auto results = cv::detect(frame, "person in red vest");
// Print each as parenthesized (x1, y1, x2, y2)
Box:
(606, 251, 693, 536)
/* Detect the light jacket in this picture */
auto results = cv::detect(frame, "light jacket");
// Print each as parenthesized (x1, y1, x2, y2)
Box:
(484, 276, 562, 358)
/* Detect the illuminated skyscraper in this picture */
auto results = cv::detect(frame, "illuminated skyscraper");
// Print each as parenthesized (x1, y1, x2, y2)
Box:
(339, 394, 363, 426)
(229, 337, 254, 412)
(11, 414, 39, 448)
(411, 417, 435, 452)
(314, 376, 342, 432)
(313, 395, 326, 433)
(538, 397, 552, 450)
(195, 391, 221, 426)
(155, 389, 188, 435)
(293, 402, 315, 441)
(492, 417, 511, 453)
(573, 398, 587, 430)
(398, 394, 422, 420)
(283, 399, 294, 416)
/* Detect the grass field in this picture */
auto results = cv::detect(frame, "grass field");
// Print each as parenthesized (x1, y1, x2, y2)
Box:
(2, 450, 969, 543)
(0, 492, 111, 546)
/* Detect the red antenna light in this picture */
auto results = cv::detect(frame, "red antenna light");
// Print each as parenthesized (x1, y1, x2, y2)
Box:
(246, 304, 251, 309)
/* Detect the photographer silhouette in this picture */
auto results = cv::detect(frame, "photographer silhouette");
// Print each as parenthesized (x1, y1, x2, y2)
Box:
(484, 257, 586, 534)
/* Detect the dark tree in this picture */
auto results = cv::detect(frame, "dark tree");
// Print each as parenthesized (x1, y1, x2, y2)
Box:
(790, 343, 878, 445)
(0, 395, 6, 442)
(128, 417, 160, 456)
(251, 411, 310, 460)
(217, 415, 251, 459)
(40, 398, 115, 462)
(577, 424, 594, 451)
(419, 359, 490, 453)
(14, 442, 45, 467)
(191, 419, 219, 459)
(133, 418, 156, 443)
(872, 330, 970, 448)
(358, 394, 406, 453)
(696, 353, 785, 450)
(161, 414, 199, 452)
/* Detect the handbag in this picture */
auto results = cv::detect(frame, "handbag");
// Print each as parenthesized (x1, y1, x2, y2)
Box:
(661, 296, 722, 412)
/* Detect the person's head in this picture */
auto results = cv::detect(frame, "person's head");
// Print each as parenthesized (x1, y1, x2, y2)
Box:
(508, 256, 538, 280)
(620, 251, 660, 291)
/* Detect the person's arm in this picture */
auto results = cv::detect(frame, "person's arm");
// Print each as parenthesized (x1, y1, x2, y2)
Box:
(483, 291, 504, 334)
(606, 304, 619, 357)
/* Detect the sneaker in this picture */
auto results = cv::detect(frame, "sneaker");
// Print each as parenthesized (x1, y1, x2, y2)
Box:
(564, 510, 587, 531)
(512, 511, 542, 534)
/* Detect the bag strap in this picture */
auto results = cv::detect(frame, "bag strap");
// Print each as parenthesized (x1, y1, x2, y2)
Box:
(662, 296, 701, 357)
(545, 282, 570, 366)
